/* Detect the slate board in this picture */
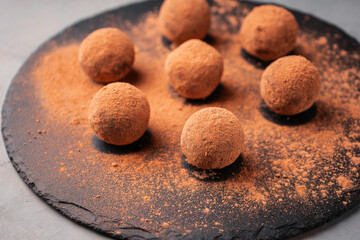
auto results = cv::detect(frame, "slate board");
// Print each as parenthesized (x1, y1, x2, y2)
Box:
(2, 0, 360, 239)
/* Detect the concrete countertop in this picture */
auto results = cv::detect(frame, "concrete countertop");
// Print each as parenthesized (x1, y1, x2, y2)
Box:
(0, 1, 359, 239)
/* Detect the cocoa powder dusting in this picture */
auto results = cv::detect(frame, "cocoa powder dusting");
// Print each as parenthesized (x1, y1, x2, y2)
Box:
(239, 4, 299, 61)
(28, 2, 360, 235)
(159, 0, 211, 44)
(33, 44, 102, 129)
(181, 107, 244, 169)
(88, 82, 150, 145)
(79, 27, 135, 83)
(260, 55, 321, 115)
(165, 39, 223, 99)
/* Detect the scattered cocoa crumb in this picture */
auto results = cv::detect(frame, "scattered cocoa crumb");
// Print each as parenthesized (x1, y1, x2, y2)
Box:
(296, 185, 307, 197)
(352, 157, 360, 165)
(316, 36, 328, 45)
(337, 176, 353, 190)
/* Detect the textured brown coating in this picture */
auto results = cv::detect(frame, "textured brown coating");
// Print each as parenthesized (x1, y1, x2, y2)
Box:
(165, 39, 223, 99)
(181, 107, 244, 169)
(240, 5, 299, 61)
(88, 82, 150, 145)
(159, 0, 210, 44)
(79, 28, 135, 83)
(260, 55, 321, 116)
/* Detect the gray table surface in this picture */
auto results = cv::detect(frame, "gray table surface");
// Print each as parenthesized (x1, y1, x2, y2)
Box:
(0, 1, 359, 239)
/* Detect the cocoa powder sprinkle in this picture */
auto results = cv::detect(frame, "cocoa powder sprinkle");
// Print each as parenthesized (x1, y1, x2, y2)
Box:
(29, 4, 360, 234)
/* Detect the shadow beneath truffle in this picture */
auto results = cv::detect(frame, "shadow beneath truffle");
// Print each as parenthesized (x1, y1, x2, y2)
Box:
(292, 43, 315, 62)
(167, 83, 224, 105)
(240, 48, 271, 70)
(203, 34, 217, 46)
(161, 35, 172, 50)
(282, 47, 315, 63)
(92, 129, 152, 155)
(181, 154, 243, 182)
(185, 84, 224, 105)
(241, 46, 314, 69)
(120, 68, 142, 85)
(259, 100, 317, 126)
(87, 68, 142, 86)
(161, 34, 218, 50)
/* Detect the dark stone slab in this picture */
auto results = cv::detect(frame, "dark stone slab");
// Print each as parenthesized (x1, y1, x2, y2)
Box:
(2, 1, 360, 239)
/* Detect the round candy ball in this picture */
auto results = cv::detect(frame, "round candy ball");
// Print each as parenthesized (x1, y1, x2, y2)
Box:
(159, 0, 210, 44)
(88, 82, 150, 145)
(260, 55, 321, 116)
(79, 27, 135, 83)
(181, 107, 244, 169)
(239, 5, 299, 61)
(165, 39, 223, 99)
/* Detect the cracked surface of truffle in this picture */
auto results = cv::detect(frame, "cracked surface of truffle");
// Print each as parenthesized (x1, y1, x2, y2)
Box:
(260, 55, 321, 116)
(181, 107, 244, 169)
(88, 82, 150, 145)
(165, 39, 223, 99)
(159, 0, 210, 44)
(79, 27, 135, 83)
(240, 5, 299, 61)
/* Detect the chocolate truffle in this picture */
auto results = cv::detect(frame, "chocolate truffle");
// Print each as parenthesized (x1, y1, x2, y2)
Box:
(181, 107, 244, 169)
(239, 5, 299, 61)
(159, 0, 210, 44)
(260, 55, 321, 116)
(79, 27, 135, 83)
(88, 82, 150, 145)
(165, 39, 223, 99)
